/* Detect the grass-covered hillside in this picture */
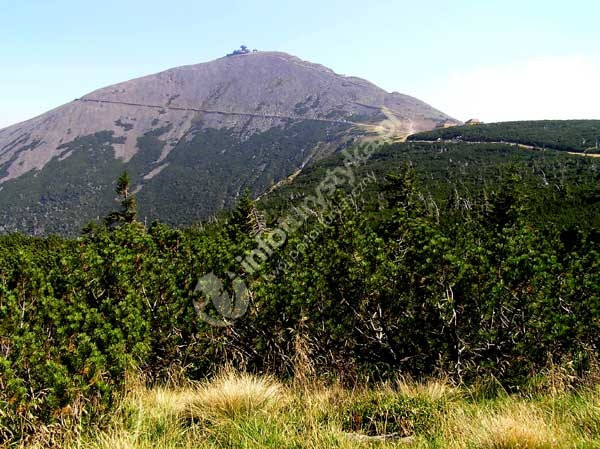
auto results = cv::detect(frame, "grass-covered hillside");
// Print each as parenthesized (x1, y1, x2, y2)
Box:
(407, 120, 600, 153)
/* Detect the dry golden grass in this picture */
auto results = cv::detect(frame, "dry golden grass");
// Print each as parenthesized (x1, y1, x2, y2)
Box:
(471, 405, 560, 449)
(188, 370, 285, 420)
(395, 377, 457, 401)
(11, 371, 600, 449)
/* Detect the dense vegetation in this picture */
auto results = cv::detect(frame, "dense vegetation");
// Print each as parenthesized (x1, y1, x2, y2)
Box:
(3, 120, 597, 236)
(0, 120, 351, 235)
(408, 120, 600, 153)
(264, 141, 600, 229)
(1, 140, 599, 444)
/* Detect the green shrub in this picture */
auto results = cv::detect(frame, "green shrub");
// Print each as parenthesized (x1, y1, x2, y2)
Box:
(343, 393, 439, 436)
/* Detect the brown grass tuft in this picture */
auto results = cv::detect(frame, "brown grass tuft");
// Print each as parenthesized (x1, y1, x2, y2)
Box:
(471, 405, 561, 449)
(396, 377, 457, 401)
(189, 370, 284, 420)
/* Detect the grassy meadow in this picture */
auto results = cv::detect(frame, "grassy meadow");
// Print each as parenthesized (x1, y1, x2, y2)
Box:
(15, 369, 600, 449)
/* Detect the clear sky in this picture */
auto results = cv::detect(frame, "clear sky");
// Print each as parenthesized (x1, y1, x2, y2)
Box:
(1, 0, 598, 128)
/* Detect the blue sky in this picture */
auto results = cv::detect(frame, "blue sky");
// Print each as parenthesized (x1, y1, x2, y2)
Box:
(1, 0, 598, 128)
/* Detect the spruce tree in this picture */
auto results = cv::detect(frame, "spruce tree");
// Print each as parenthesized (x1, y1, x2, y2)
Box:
(105, 171, 137, 227)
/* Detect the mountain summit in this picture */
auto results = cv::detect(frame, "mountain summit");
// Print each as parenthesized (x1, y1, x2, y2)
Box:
(0, 51, 458, 234)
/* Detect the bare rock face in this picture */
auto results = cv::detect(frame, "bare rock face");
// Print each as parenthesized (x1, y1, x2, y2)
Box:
(0, 51, 458, 234)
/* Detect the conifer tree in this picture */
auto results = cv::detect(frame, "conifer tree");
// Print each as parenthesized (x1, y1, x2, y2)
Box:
(105, 171, 137, 227)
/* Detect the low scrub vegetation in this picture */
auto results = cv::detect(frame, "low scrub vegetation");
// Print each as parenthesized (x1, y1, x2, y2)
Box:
(1, 141, 599, 445)
(408, 120, 600, 153)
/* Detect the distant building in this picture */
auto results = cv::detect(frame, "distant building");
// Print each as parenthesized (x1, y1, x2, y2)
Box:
(226, 45, 251, 57)
(465, 118, 483, 125)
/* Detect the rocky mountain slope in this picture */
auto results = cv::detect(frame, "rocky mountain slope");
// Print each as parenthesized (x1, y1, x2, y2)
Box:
(0, 51, 458, 234)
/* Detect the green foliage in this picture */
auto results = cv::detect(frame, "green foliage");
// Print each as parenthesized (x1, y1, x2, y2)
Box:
(135, 120, 350, 228)
(408, 120, 600, 153)
(0, 120, 350, 235)
(342, 393, 438, 436)
(0, 131, 126, 235)
(1, 140, 600, 444)
(104, 171, 137, 226)
(263, 141, 600, 229)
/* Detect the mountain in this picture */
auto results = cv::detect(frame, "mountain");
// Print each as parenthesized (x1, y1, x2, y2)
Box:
(0, 51, 458, 235)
